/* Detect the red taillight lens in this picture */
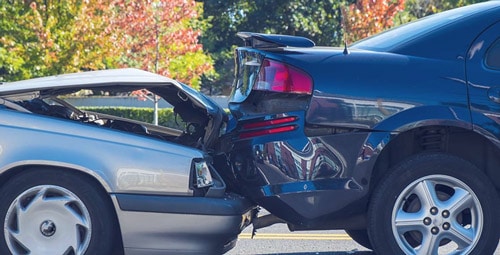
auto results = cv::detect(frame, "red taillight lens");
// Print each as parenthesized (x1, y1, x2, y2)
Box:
(239, 116, 298, 139)
(242, 116, 298, 129)
(239, 125, 297, 139)
(253, 59, 312, 94)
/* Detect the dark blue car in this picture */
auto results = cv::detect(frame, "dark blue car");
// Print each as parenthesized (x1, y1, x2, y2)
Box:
(220, 1, 500, 254)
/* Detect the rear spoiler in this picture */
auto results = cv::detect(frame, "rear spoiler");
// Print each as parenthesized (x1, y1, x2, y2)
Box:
(237, 32, 315, 49)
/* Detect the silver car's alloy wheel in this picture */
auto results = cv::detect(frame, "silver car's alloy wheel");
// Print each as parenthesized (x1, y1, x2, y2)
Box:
(392, 175, 482, 255)
(4, 185, 92, 255)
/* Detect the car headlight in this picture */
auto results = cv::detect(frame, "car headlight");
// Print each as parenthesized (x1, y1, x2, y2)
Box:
(194, 160, 213, 188)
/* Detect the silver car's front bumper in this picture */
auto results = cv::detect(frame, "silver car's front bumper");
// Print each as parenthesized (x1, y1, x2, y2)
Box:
(111, 193, 255, 255)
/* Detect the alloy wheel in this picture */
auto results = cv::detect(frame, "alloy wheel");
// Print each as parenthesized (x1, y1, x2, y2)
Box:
(392, 175, 482, 255)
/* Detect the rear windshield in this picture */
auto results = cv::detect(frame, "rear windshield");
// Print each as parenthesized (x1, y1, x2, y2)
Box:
(351, 3, 495, 51)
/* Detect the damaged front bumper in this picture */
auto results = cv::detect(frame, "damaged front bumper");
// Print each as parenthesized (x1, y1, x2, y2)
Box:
(112, 192, 256, 255)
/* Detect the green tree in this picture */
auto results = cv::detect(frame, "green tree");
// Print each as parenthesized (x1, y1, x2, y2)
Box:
(0, 0, 115, 81)
(0, 2, 32, 81)
(1, 1, 76, 81)
(0, 0, 214, 89)
(71, 0, 117, 71)
(201, 0, 347, 95)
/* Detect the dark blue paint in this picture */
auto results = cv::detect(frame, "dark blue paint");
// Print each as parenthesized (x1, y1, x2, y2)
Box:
(225, 2, 500, 225)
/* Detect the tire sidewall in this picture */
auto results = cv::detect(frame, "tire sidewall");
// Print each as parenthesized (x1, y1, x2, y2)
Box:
(368, 153, 500, 255)
(0, 169, 116, 255)
(345, 229, 372, 250)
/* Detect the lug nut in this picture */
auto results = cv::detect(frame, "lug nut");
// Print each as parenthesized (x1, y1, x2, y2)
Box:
(430, 207, 438, 215)
(442, 210, 450, 218)
(431, 227, 440, 235)
(443, 222, 450, 230)
(423, 217, 432, 226)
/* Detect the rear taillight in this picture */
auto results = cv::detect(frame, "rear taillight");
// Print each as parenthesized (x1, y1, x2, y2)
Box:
(253, 59, 312, 94)
(242, 116, 298, 129)
(239, 116, 298, 139)
(239, 125, 297, 139)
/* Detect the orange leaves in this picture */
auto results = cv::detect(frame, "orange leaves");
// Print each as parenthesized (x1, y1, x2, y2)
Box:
(109, 0, 213, 89)
(1, 0, 212, 87)
(345, 0, 405, 43)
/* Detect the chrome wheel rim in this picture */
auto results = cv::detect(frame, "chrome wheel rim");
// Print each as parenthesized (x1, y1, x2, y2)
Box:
(4, 185, 92, 255)
(392, 174, 483, 255)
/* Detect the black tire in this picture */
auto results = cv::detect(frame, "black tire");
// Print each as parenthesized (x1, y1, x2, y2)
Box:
(345, 229, 372, 250)
(368, 153, 500, 255)
(0, 168, 119, 255)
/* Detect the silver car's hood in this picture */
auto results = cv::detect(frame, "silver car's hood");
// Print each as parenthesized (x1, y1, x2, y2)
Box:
(0, 68, 175, 91)
(0, 68, 226, 149)
(0, 68, 221, 113)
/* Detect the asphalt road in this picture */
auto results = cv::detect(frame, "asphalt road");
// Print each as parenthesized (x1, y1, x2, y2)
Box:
(227, 223, 372, 255)
(226, 223, 500, 255)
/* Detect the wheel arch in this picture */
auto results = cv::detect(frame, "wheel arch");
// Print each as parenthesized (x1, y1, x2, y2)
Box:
(371, 124, 500, 193)
(0, 161, 113, 192)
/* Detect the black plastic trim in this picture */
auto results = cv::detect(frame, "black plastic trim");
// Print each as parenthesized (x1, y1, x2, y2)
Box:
(115, 193, 254, 216)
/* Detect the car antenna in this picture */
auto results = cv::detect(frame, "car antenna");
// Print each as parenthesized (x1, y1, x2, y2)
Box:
(343, 41, 349, 55)
(340, 6, 350, 55)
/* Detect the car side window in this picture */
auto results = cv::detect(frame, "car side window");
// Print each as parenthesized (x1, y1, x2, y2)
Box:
(486, 38, 500, 70)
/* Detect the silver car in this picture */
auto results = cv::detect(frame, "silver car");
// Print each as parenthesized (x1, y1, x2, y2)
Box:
(0, 68, 255, 255)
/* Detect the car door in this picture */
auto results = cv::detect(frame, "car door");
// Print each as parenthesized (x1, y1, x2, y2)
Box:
(467, 21, 500, 139)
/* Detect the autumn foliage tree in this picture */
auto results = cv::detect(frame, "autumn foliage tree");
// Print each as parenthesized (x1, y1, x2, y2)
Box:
(344, 0, 405, 43)
(0, 1, 84, 80)
(0, 0, 213, 90)
(108, 0, 214, 90)
(71, 0, 117, 72)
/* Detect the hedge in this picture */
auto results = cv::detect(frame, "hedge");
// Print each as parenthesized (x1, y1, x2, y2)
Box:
(79, 107, 183, 129)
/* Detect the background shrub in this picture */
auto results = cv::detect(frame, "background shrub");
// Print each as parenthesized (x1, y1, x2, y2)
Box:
(79, 107, 184, 129)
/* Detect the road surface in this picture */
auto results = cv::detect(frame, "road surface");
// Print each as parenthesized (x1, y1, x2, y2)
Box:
(227, 223, 500, 255)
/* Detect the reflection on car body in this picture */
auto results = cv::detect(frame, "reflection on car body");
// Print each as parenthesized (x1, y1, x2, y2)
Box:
(260, 138, 344, 181)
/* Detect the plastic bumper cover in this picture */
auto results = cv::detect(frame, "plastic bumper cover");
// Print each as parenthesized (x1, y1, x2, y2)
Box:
(112, 193, 255, 255)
